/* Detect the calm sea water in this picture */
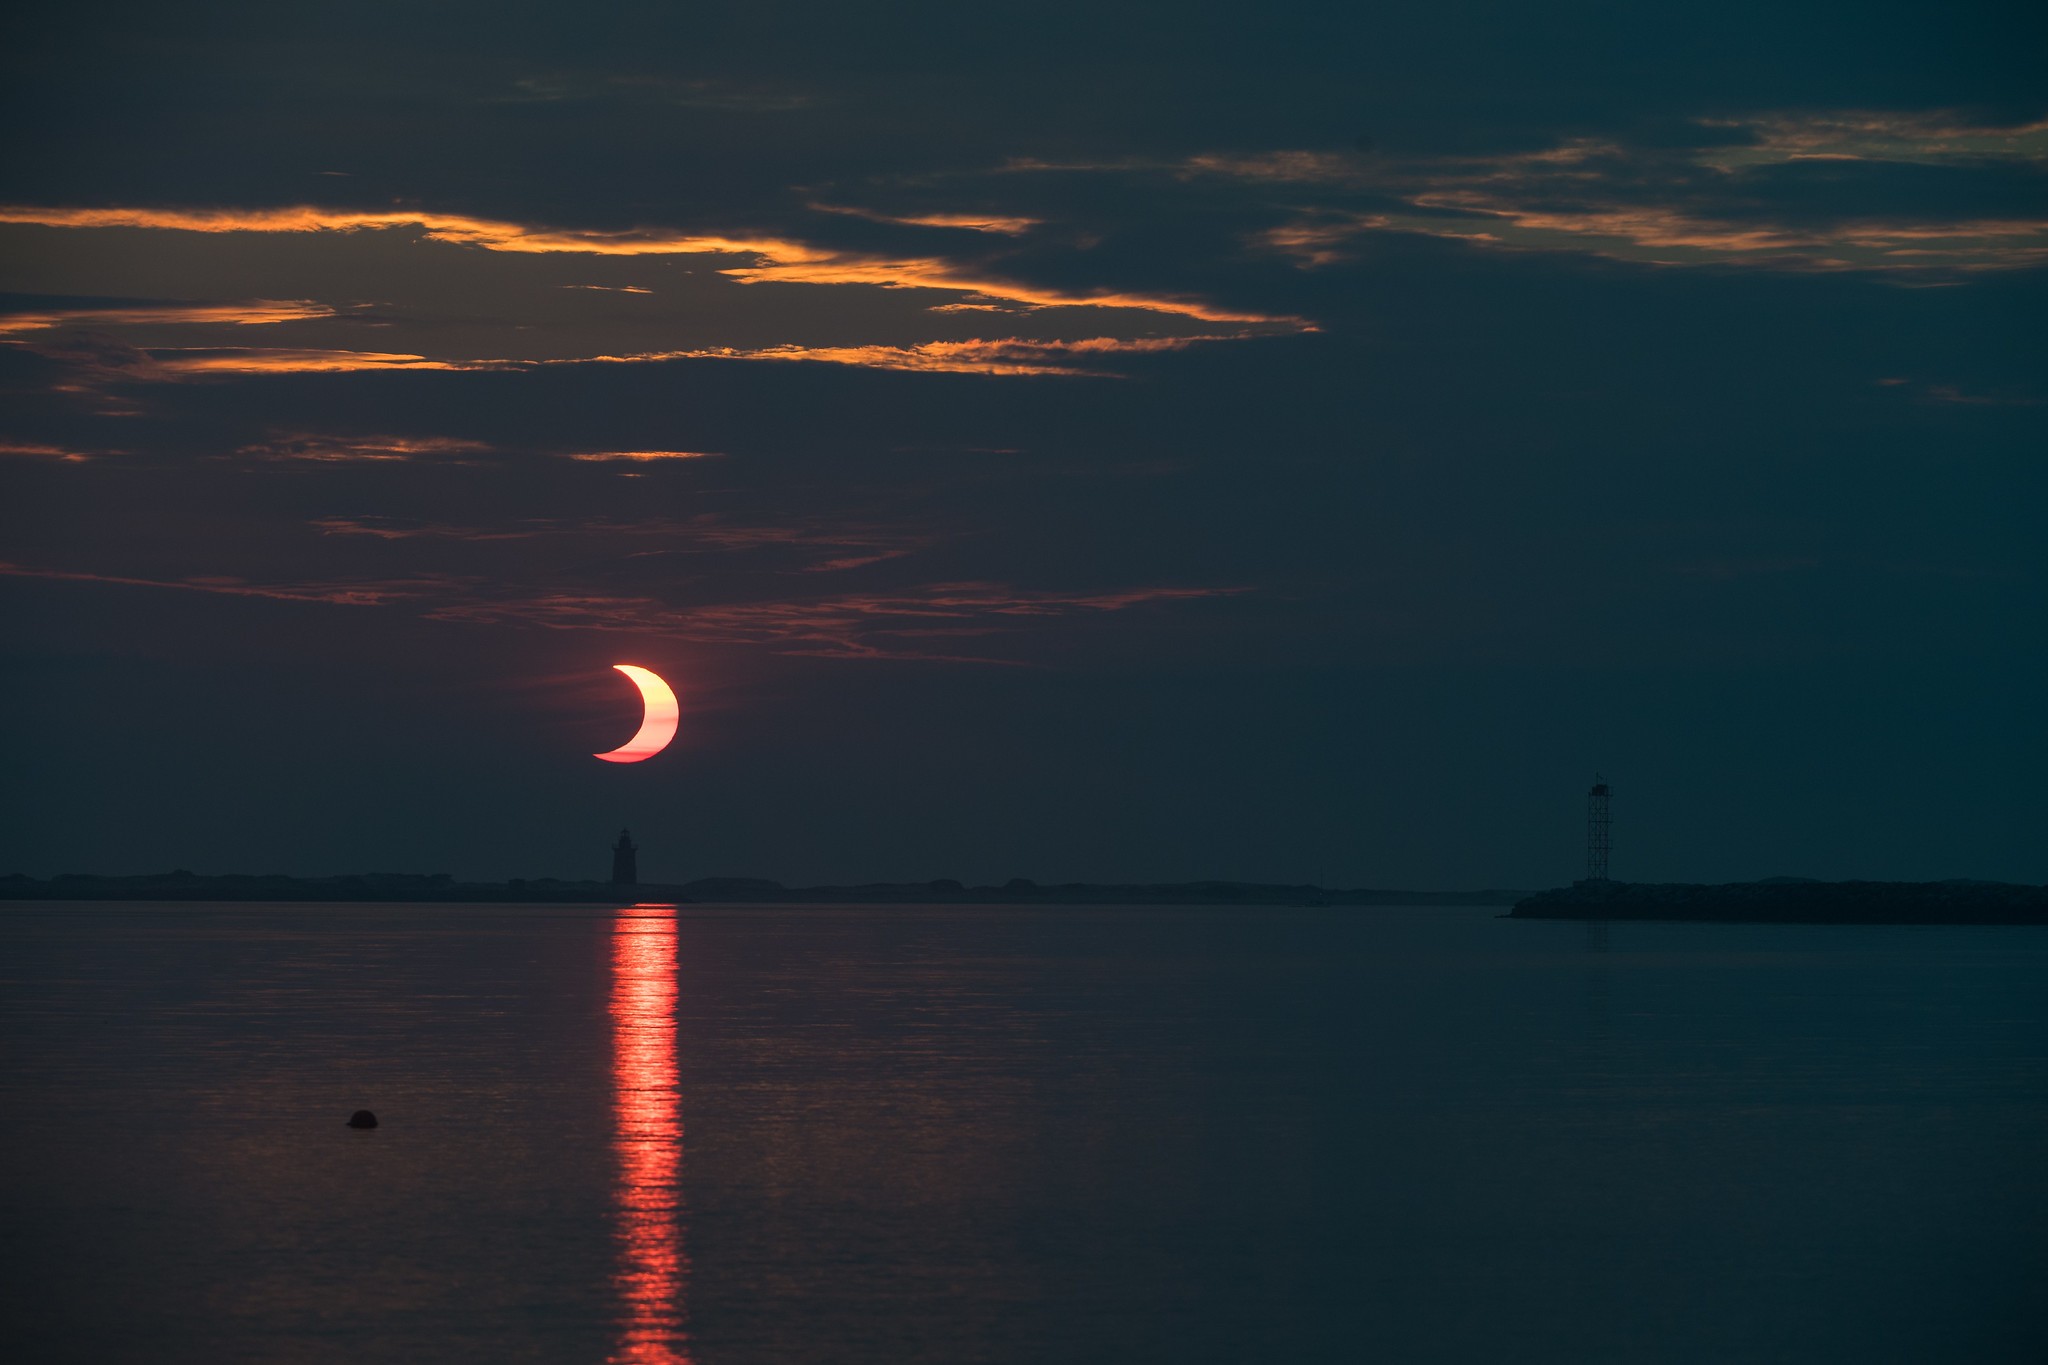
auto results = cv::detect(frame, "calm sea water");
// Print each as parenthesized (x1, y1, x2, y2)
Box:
(2, 902, 2044, 1364)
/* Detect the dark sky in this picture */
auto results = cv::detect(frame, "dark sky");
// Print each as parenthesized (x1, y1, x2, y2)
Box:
(2, 1, 2042, 887)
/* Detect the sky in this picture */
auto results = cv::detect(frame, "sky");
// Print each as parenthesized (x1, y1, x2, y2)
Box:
(1, 1, 2042, 888)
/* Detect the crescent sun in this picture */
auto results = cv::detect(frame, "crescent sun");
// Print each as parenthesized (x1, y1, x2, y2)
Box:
(594, 664, 679, 763)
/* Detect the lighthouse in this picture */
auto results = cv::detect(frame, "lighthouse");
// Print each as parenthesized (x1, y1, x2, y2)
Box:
(1585, 779, 1611, 882)
(610, 829, 638, 887)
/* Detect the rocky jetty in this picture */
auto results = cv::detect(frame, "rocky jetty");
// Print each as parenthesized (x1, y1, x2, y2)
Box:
(1511, 878, 2048, 925)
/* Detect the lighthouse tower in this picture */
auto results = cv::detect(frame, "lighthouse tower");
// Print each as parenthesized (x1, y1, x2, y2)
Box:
(1585, 779, 1611, 882)
(610, 829, 638, 887)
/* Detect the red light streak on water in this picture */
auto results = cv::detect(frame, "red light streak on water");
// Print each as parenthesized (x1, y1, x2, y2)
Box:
(611, 906, 691, 1364)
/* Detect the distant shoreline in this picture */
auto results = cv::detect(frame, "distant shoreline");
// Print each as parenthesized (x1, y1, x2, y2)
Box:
(1511, 879, 2048, 925)
(0, 872, 1523, 907)
(22, 874, 2040, 920)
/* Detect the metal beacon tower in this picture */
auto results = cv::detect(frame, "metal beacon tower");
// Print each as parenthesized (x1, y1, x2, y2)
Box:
(1585, 779, 1612, 883)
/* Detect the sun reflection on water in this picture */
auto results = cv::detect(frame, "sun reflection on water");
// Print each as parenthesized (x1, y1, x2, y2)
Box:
(611, 905, 691, 1364)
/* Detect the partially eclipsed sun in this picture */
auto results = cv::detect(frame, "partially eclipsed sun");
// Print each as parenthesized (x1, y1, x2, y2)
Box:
(594, 664, 679, 763)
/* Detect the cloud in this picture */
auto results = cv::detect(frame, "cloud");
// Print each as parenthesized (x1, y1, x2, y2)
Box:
(0, 300, 336, 334)
(23, 331, 1206, 386)
(0, 440, 94, 461)
(25, 330, 1245, 387)
(0, 204, 1307, 394)
(237, 437, 717, 467)
(151, 349, 493, 375)
(647, 519, 932, 572)
(0, 560, 455, 607)
(310, 516, 540, 540)
(1697, 112, 2048, 169)
(563, 449, 723, 462)
(0, 557, 1247, 662)
(714, 254, 1291, 324)
(1017, 113, 2048, 276)
(308, 512, 931, 572)
(236, 433, 494, 462)
(421, 580, 1251, 659)
(810, 204, 1040, 235)
(5, 331, 167, 396)
(1387, 192, 2048, 274)
(596, 334, 1240, 377)
(0, 204, 824, 256)
(0, 300, 370, 395)
(0, 204, 1302, 325)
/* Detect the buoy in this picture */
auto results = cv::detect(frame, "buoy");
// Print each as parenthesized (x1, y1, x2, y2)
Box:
(347, 1109, 378, 1129)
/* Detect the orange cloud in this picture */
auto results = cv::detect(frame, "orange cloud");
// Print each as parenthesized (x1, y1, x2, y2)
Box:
(1396, 196, 2048, 271)
(1163, 123, 2048, 275)
(0, 299, 335, 334)
(1409, 196, 1816, 253)
(717, 255, 1293, 324)
(0, 204, 825, 258)
(564, 449, 723, 462)
(237, 433, 493, 461)
(810, 204, 1040, 234)
(152, 348, 491, 374)
(39, 332, 1221, 385)
(0, 203, 1304, 326)
(1257, 216, 1397, 267)
(1698, 111, 2048, 168)
(1182, 150, 1369, 183)
(588, 334, 1239, 377)
(0, 440, 94, 461)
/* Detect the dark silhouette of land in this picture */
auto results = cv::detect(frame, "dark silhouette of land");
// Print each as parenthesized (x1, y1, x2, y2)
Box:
(1512, 878, 2048, 924)
(0, 870, 1523, 906)
(16, 872, 2040, 919)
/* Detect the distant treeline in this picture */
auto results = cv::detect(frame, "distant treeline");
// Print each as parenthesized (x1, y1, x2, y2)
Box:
(0, 871, 1525, 907)
(1511, 878, 2048, 925)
